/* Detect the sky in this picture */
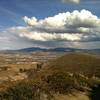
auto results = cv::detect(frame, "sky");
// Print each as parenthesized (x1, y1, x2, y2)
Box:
(0, 0, 100, 50)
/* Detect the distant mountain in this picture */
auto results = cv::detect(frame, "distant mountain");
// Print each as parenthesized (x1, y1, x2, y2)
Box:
(16, 47, 71, 52)
(47, 48, 79, 52)
(17, 47, 100, 53)
(17, 47, 48, 52)
(1, 47, 100, 53)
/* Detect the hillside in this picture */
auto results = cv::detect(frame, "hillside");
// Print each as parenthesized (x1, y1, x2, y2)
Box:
(0, 52, 100, 100)
(47, 52, 100, 77)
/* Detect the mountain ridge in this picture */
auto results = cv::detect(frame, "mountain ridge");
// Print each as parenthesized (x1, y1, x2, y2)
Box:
(1, 47, 100, 54)
(16, 47, 100, 53)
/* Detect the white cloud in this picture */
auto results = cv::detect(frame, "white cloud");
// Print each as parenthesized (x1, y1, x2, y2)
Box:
(23, 9, 100, 29)
(23, 16, 37, 26)
(8, 26, 82, 41)
(61, 0, 80, 4)
(1, 9, 100, 50)
(22, 9, 100, 42)
(19, 32, 82, 41)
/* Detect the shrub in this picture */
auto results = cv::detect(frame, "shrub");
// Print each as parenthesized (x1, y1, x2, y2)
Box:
(45, 72, 75, 94)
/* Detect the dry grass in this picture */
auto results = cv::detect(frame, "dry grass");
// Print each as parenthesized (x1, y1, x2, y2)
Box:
(48, 52, 100, 77)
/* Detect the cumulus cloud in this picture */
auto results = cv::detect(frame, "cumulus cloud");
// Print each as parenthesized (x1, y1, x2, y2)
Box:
(23, 16, 38, 26)
(8, 26, 82, 41)
(2, 9, 100, 50)
(61, 0, 80, 4)
(20, 32, 82, 41)
(23, 9, 100, 29)
(22, 9, 100, 42)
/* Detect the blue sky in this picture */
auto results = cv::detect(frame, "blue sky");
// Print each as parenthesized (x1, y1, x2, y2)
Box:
(0, 0, 100, 50)
(0, 0, 100, 27)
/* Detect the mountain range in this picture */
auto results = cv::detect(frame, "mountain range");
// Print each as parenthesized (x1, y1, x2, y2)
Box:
(16, 47, 100, 53)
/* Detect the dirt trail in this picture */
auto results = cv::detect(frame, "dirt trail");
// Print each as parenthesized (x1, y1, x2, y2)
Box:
(54, 91, 90, 100)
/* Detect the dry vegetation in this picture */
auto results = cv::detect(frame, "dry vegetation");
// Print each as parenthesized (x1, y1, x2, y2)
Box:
(0, 52, 100, 100)
(47, 52, 100, 77)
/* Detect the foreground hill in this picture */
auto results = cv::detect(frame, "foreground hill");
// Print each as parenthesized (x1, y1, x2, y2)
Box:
(47, 52, 100, 77)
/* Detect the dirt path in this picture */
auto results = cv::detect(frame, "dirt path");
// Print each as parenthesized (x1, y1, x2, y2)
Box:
(54, 91, 90, 100)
